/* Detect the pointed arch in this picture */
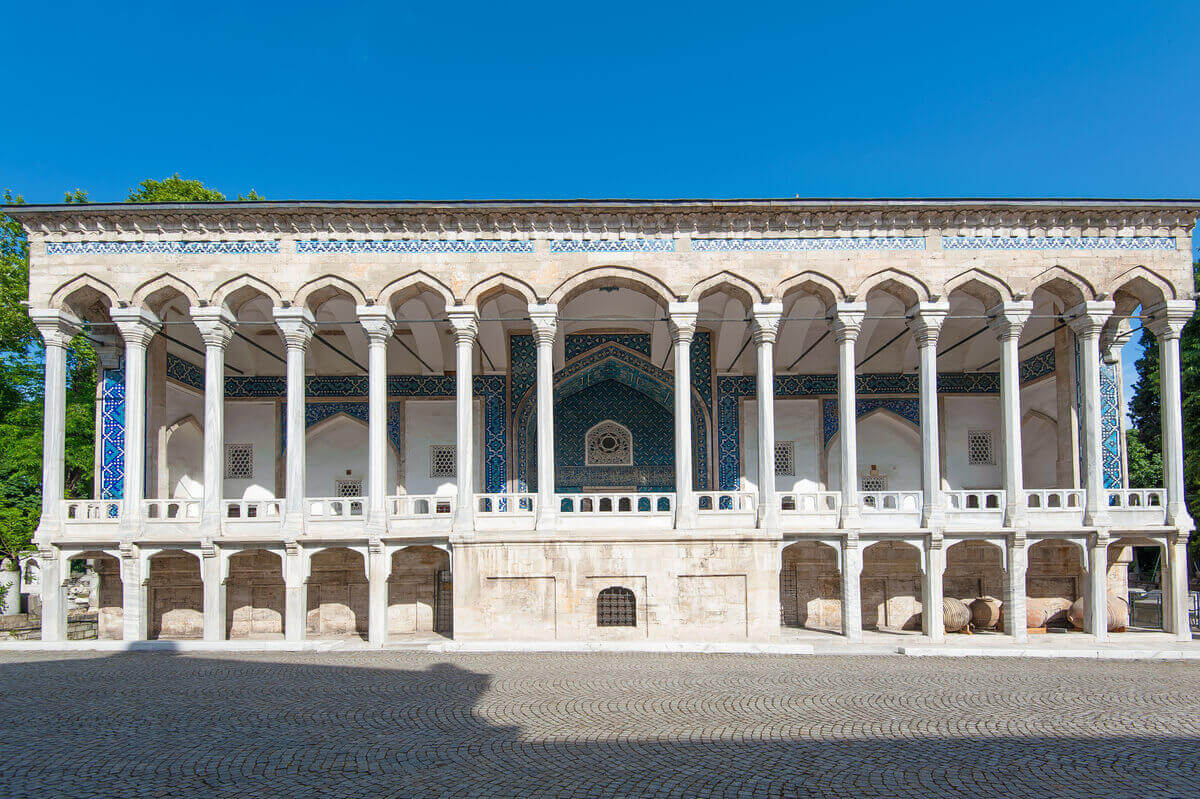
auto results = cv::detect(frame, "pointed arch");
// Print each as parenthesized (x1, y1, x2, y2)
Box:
(210, 274, 283, 313)
(686, 271, 764, 308)
(774, 271, 846, 308)
(293, 274, 368, 310)
(549, 266, 676, 308)
(464, 272, 538, 306)
(376, 270, 456, 309)
(131, 273, 200, 312)
(165, 413, 204, 438)
(49, 273, 120, 312)
(853, 268, 931, 305)
(1106, 265, 1176, 307)
(943, 268, 1013, 308)
(1025, 266, 1096, 307)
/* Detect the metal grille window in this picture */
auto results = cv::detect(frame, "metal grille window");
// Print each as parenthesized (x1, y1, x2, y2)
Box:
(430, 445, 456, 478)
(585, 420, 633, 466)
(596, 586, 636, 627)
(225, 443, 253, 479)
(334, 479, 362, 497)
(967, 429, 995, 465)
(774, 440, 795, 476)
(861, 473, 888, 492)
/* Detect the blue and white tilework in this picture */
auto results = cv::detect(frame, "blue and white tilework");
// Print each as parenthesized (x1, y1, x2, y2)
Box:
(692, 237, 925, 252)
(99, 367, 126, 500)
(548, 239, 675, 253)
(296, 239, 534, 254)
(1100, 361, 1123, 489)
(564, 333, 651, 362)
(821, 398, 921, 445)
(47, 240, 278, 255)
(942, 236, 1175, 251)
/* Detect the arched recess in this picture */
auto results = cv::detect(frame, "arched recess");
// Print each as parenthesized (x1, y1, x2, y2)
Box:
(780, 540, 841, 631)
(49, 274, 120, 317)
(210, 274, 283, 314)
(549, 265, 677, 308)
(775, 274, 842, 375)
(304, 412, 400, 498)
(387, 545, 452, 638)
(132, 273, 200, 314)
(299, 278, 369, 373)
(1022, 410, 1058, 489)
(943, 540, 1007, 603)
(293, 274, 369, 309)
(825, 408, 922, 492)
(856, 275, 927, 375)
(146, 550, 203, 639)
(851, 268, 932, 306)
(1106, 267, 1177, 351)
(1024, 266, 1096, 310)
(1026, 538, 1087, 627)
(226, 548, 285, 639)
(687, 271, 765, 307)
(162, 415, 203, 499)
(690, 273, 761, 374)
(861, 540, 923, 631)
(464, 273, 539, 307)
(1109, 535, 1166, 631)
(774, 271, 845, 308)
(65, 550, 123, 639)
(378, 270, 456, 309)
(306, 547, 368, 639)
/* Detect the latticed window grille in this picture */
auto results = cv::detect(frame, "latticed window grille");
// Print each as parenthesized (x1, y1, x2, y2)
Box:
(334, 479, 363, 497)
(596, 586, 636, 627)
(430, 445, 456, 478)
(774, 440, 796, 476)
(585, 420, 633, 466)
(967, 429, 995, 465)
(861, 473, 888, 492)
(225, 443, 253, 479)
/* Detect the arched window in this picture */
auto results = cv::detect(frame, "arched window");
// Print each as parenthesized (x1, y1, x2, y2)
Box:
(597, 586, 636, 627)
(585, 420, 632, 466)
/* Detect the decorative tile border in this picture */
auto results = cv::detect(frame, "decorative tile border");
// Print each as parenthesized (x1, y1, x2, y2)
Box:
(99, 367, 126, 500)
(564, 333, 650, 362)
(821, 398, 921, 445)
(943, 236, 1175, 251)
(296, 239, 534, 254)
(47, 240, 278, 255)
(692, 237, 925, 252)
(549, 239, 675, 253)
(1100, 362, 1122, 489)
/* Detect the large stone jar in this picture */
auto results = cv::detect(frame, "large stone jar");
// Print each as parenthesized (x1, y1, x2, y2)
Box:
(1067, 593, 1129, 631)
(1026, 597, 1073, 628)
(943, 597, 971, 632)
(969, 596, 1002, 630)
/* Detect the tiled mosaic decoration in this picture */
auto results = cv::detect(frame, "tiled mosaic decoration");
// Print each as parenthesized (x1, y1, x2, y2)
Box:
(296, 239, 535, 254)
(942, 236, 1175, 250)
(549, 240, 675, 253)
(99, 367, 126, 499)
(691, 237, 926, 252)
(47, 240, 279, 255)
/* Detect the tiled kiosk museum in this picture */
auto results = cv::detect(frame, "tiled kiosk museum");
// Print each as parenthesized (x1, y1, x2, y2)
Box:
(9, 198, 1196, 646)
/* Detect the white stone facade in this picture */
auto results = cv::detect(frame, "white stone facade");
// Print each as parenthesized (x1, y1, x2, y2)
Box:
(11, 199, 1197, 646)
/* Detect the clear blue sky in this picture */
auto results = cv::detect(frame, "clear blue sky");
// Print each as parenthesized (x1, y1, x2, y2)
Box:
(2, 0, 1197, 414)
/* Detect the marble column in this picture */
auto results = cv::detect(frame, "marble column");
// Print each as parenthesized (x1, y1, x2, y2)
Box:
(1004, 535, 1029, 643)
(121, 546, 147, 641)
(283, 542, 305, 642)
(358, 305, 396, 535)
(1165, 535, 1192, 641)
(28, 309, 81, 540)
(529, 304, 558, 532)
(273, 307, 316, 536)
(367, 540, 388, 647)
(446, 306, 479, 533)
(1146, 300, 1196, 531)
(751, 303, 783, 529)
(987, 301, 1033, 527)
(201, 546, 225, 642)
(1066, 301, 1115, 528)
(1088, 532, 1111, 642)
(190, 307, 237, 538)
(923, 538, 945, 643)
(110, 308, 162, 534)
(36, 547, 64, 642)
(840, 535, 863, 642)
(830, 302, 866, 527)
(907, 302, 949, 528)
(669, 302, 699, 530)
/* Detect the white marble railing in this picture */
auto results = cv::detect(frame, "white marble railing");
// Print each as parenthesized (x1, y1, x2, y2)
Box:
(62, 499, 121, 522)
(695, 491, 756, 512)
(779, 492, 841, 514)
(1106, 488, 1166, 509)
(389, 494, 454, 519)
(944, 490, 1005, 512)
(223, 499, 283, 520)
(860, 491, 923, 513)
(558, 492, 674, 515)
(142, 499, 201, 521)
(306, 497, 365, 519)
(475, 493, 536, 515)
(1023, 489, 1084, 512)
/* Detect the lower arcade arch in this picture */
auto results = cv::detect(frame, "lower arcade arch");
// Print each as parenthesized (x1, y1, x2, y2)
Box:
(779, 541, 841, 631)
(226, 549, 286, 639)
(306, 547, 368, 639)
(386, 545, 452, 639)
(1025, 540, 1087, 629)
(147, 551, 203, 640)
(861, 541, 922, 631)
(66, 551, 123, 640)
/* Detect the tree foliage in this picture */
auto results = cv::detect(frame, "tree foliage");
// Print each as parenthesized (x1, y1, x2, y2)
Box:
(127, 174, 226, 203)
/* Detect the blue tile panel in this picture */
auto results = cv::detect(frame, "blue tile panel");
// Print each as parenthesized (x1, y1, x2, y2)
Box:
(549, 240, 675, 253)
(164, 355, 506, 493)
(46, 240, 278, 255)
(99, 366, 126, 499)
(714, 348, 1057, 491)
(942, 236, 1175, 250)
(820, 398, 921, 444)
(1100, 361, 1123, 489)
(280, 400, 404, 466)
(296, 239, 534, 254)
(692, 237, 926, 252)
(564, 334, 650, 361)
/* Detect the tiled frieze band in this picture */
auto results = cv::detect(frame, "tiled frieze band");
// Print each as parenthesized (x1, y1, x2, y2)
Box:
(548, 239, 675, 253)
(99, 366, 126, 500)
(942, 235, 1175, 250)
(46, 240, 279, 255)
(296, 239, 535, 254)
(692, 237, 926, 252)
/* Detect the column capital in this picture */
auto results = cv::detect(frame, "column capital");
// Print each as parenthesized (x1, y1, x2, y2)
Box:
(986, 300, 1034, 341)
(749, 302, 783, 344)
(109, 307, 162, 349)
(906, 301, 950, 346)
(272, 306, 316, 349)
(355, 304, 396, 342)
(527, 303, 558, 346)
(190, 306, 238, 349)
(445, 305, 479, 344)
(1065, 300, 1116, 339)
(829, 301, 867, 342)
(1145, 299, 1196, 341)
(28, 308, 82, 348)
(668, 301, 699, 342)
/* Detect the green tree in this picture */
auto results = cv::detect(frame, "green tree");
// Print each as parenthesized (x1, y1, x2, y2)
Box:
(127, 174, 226, 203)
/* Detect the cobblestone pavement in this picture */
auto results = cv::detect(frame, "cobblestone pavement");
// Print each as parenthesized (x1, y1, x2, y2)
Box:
(1, 652, 1198, 798)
